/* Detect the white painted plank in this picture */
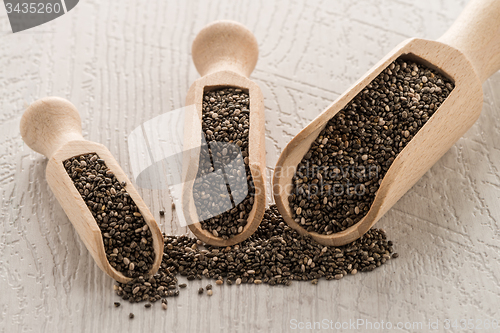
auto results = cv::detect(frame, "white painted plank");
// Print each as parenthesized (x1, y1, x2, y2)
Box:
(1, 0, 499, 332)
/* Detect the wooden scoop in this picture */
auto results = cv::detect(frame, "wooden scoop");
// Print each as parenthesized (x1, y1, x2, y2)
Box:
(273, 0, 500, 246)
(182, 20, 266, 246)
(20, 97, 164, 283)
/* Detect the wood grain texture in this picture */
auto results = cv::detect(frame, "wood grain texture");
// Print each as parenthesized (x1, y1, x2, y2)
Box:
(438, 0, 500, 82)
(1, 0, 500, 332)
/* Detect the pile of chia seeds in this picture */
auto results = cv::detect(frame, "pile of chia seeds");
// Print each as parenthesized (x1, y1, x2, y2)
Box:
(113, 205, 397, 309)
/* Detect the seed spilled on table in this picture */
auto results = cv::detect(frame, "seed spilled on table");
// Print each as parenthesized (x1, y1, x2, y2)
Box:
(113, 205, 396, 307)
(192, 87, 255, 239)
(288, 58, 454, 234)
(64, 153, 155, 278)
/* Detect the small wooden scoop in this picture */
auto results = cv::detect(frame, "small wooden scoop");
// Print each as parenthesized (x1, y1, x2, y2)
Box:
(273, 0, 500, 246)
(20, 97, 164, 283)
(182, 20, 266, 246)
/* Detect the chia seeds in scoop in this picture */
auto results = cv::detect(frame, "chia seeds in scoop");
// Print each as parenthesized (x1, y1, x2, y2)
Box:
(192, 87, 255, 239)
(64, 153, 155, 278)
(288, 58, 454, 234)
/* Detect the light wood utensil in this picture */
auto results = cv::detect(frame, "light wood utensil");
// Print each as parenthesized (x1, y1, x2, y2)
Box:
(273, 0, 500, 246)
(182, 20, 266, 246)
(20, 97, 164, 283)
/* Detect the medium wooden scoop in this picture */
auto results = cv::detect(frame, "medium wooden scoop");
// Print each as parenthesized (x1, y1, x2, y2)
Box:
(20, 97, 164, 283)
(273, 0, 500, 246)
(182, 20, 266, 246)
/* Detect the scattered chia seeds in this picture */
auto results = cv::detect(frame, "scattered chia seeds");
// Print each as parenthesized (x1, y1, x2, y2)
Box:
(192, 87, 255, 239)
(114, 205, 396, 305)
(64, 153, 155, 278)
(129, 313, 134, 319)
(198, 287, 204, 294)
(288, 58, 454, 234)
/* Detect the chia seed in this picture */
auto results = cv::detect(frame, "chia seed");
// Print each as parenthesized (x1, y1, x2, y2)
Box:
(288, 58, 454, 234)
(113, 206, 396, 304)
(193, 88, 255, 239)
(64, 153, 155, 278)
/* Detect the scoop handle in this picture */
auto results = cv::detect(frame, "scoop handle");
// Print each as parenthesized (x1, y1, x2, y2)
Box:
(20, 97, 84, 158)
(438, 0, 500, 83)
(191, 20, 259, 78)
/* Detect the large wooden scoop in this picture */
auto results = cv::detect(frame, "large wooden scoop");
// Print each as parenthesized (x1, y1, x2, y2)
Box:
(182, 21, 266, 246)
(273, 0, 500, 246)
(20, 97, 164, 283)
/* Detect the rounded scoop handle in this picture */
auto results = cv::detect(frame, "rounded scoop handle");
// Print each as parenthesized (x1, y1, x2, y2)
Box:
(20, 97, 84, 158)
(438, 0, 500, 83)
(192, 20, 259, 78)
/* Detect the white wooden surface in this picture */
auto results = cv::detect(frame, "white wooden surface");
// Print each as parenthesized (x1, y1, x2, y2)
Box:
(1, 0, 500, 332)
